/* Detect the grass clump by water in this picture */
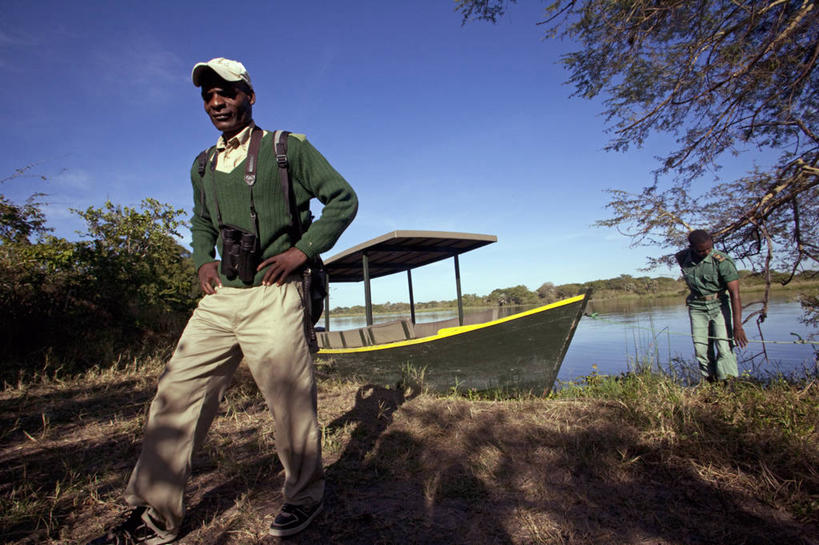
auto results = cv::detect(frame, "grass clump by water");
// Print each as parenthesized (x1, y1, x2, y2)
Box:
(552, 367, 818, 520)
(1, 349, 817, 544)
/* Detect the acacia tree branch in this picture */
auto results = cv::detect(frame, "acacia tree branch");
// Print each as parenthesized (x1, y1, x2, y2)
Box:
(787, 29, 819, 116)
(741, 218, 772, 366)
(759, 220, 773, 326)
(665, 99, 742, 170)
(666, 5, 779, 109)
(793, 118, 819, 146)
(785, 196, 803, 284)
(656, 209, 693, 232)
(714, 167, 818, 239)
(616, 1, 815, 158)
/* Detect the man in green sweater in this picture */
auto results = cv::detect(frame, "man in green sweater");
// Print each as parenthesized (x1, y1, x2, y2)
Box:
(89, 57, 357, 544)
(676, 230, 748, 383)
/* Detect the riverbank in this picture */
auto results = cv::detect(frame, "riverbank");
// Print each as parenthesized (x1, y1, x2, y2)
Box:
(1, 352, 816, 544)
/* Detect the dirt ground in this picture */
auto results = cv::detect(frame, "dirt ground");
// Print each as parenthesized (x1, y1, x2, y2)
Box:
(1, 365, 817, 545)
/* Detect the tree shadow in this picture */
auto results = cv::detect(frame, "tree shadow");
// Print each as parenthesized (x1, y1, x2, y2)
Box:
(0, 377, 156, 444)
(356, 398, 817, 545)
(182, 450, 285, 538)
(0, 364, 285, 544)
(5, 373, 817, 545)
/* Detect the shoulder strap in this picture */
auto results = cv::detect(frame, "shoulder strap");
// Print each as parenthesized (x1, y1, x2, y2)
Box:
(196, 148, 209, 178)
(273, 130, 323, 339)
(196, 145, 219, 178)
(273, 130, 302, 238)
(245, 127, 264, 235)
(244, 127, 263, 186)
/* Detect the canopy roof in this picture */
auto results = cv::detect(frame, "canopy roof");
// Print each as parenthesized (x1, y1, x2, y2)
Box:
(323, 230, 497, 283)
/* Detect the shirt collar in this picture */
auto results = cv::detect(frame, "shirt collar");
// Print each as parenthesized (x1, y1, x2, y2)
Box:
(216, 121, 256, 150)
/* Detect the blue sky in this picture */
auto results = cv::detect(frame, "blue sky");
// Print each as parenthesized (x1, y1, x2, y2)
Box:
(0, 0, 759, 308)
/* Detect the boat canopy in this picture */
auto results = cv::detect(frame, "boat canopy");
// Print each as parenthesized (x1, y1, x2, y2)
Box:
(321, 230, 497, 329)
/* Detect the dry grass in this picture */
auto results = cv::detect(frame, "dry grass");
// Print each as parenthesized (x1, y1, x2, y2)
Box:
(1, 354, 817, 545)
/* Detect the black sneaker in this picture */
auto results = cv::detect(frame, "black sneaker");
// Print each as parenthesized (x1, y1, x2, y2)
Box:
(86, 507, 176, 545)
(269, 500, 324, 537)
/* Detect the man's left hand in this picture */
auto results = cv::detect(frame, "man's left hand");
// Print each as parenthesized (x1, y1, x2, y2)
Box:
(258, 247, 308, 286)
(733, 325, 749, 348)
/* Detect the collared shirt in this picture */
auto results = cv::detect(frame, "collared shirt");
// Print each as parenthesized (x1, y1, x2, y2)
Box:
(213, 122, 261, 173)
(675, 248, 739, 298)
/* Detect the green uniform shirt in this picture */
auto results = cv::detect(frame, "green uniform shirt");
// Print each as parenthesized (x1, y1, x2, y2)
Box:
(675, 248, 739, 299)
(190, 131, 358, 287)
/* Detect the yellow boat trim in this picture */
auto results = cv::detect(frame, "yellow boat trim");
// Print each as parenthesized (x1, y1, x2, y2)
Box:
(318, 294, 586, 355)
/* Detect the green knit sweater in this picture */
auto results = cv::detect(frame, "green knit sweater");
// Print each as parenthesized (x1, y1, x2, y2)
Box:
(190, 131, 358, 287)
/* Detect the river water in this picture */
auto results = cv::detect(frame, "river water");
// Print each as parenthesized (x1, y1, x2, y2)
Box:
(324, 294, 817, 383)
(564, 294, 816, 382)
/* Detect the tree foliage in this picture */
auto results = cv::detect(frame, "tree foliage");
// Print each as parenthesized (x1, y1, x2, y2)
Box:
(0, 184, 196, 377)
(72, 199, 195, 321)
(0, 164, 52, 243)
(458, 0, 819, 323)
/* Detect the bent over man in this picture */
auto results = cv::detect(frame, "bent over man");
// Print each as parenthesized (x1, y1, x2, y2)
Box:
(675, 230, 748, 383)
(89, 57, 357, 544)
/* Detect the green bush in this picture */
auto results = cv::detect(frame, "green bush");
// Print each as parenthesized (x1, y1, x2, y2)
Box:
(0, 195, 197, 380)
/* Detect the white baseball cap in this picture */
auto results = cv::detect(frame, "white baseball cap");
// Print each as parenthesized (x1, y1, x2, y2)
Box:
(191, 57, 253, 90)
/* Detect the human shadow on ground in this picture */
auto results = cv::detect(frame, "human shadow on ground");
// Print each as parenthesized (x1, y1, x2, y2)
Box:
(275, 384, 514, 544)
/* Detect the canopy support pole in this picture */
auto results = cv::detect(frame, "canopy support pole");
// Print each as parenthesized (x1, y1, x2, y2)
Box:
(454, 254, 463, 325)
(363, 253, 373, 326)
(407, 269, 416, 324)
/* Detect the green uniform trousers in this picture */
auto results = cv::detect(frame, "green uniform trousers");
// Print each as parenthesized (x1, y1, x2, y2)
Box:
(124, 281, 324, 539)
(688, 297, 738, 380)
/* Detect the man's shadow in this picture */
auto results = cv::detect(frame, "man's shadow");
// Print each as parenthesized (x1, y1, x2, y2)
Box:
(279, 382, 514, 544)
(270, 383, 416, 543)
(326, 383, 416, 479)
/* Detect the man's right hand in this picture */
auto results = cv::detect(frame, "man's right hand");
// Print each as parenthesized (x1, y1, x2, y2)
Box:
(198, 261, 222, 294)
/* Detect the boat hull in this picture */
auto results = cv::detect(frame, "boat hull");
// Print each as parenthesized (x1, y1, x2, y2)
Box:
(317, 293, 588, 393)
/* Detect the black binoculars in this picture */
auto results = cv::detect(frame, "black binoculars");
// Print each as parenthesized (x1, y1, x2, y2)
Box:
(220, 224, 260, 284)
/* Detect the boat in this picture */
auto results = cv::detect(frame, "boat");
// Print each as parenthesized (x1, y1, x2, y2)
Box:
(315, 230, 590, 393)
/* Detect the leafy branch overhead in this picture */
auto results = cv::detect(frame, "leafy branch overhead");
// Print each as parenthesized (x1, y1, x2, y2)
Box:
(458, 0, 818, 313)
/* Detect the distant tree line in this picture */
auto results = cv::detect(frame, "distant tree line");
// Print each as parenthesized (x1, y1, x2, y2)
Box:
(330, 270, 818, 316)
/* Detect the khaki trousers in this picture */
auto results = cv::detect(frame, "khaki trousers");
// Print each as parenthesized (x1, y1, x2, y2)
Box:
(124, 281, 324, 537)
(688, 297, 738, 380)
